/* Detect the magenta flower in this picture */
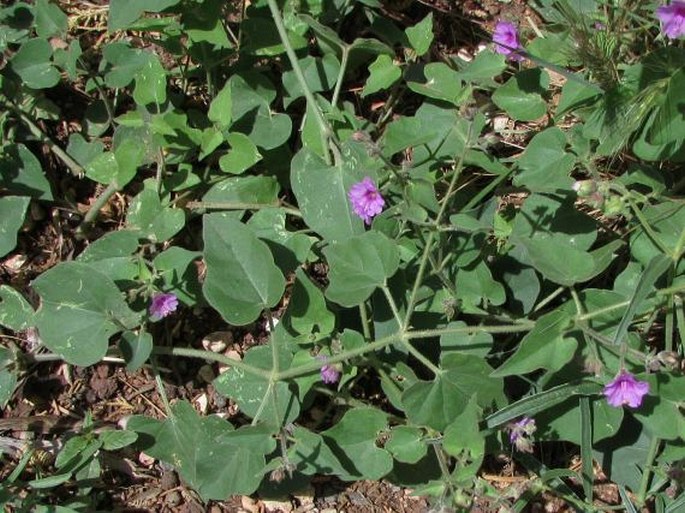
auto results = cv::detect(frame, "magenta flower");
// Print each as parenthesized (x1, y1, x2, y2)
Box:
(493, 21, 524, 61)
(317, 355, 341, 385)
(657, 1, 685, 38)
(507, 417, 536, 453)
(348, 177, 385, 225)
(149, 293, 178, 321)
(603, 371, 650, 408)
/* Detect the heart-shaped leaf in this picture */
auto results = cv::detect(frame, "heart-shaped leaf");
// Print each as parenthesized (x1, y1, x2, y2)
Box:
(202, 214, 285, 325)
(33, 262, 140, 365)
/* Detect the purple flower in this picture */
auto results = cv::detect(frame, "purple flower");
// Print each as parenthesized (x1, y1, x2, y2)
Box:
(149, 293, 178, 321)
(317, 355, 341, 385)
(348, 177, 385, 225)
(603, 370, 650, 408)
(507, 417, 536, 453)
(657, 2, 685, 38)
(493, 21, 524, 61)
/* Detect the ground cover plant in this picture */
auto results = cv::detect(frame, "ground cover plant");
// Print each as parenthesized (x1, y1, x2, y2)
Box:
(1, 0, 685, 510)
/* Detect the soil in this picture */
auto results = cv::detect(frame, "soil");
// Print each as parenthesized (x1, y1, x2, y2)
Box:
(0, 0, 636, 512)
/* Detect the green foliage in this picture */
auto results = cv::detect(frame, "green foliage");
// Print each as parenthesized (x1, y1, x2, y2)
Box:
(2, 0, 685, 509)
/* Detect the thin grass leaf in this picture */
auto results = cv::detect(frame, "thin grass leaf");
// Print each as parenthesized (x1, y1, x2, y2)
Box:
(612, 254, 671, 345)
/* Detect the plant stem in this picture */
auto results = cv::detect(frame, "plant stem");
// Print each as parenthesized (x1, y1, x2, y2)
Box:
(153, 346, 271, 379)
(636, 436, 661, 507)
(359, 301, 371, 340)
(401, 339, 442, 376)
(402, 124, 473, 331)
(265, 0, 333, 164)
(186, 200, 302, 217)
(381, 285, 403, 328)
(275, 333, 400, 380)
(76, 182, 120, 236)
(5, 100, 86, 177)
(151, 357, 172, 417)
(331, 47, 349, 107)
(406, 322, 535, 340)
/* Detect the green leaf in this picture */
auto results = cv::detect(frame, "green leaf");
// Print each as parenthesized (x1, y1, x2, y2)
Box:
(556, 78, 601, 117)
(213, 344, 299, 427)
(246, 208, 314, 275)
(133, 54, 167, 106)
(324, 232, 400, 308)
(386, 426, 427, 464)
(219, 133, 262, 174)
(67, 134, 105, 168)
(0, 367, 17, 408)
(53, 40, 82, 80)
(322, 407, 392, 480)
(633, 373, 685, 440)
(85, 137, 144, 187)
(0, 144, 53, 200)
(11, 38, 60, 89)
(287, 426, 347, 476)
(203, 214, 285, 325)
(100, 429, 138, 451)
(362, 54, 401, 97)
(78, 230, 140, 262)
(538, 396, 623, 444)
(108, 0, 180, 31)
(492, 68, 549, 121)
(382, 116, 439, 156)
(102, 42, 150, 88)
(515, 127, 575, 192)
(290, 148, 365, 243)
(289, 268, 335, 336)
(127, 183, 185, 242)
(119, 331, 153, 372)
(613, 254, 671, 346)
(443, 397, 484, 479)
(440, 321, 493, 357)
(282, 55, 339, 105)
(456, 50, 506, 83)
(33, 262, 140, 366)
(181, 0, 232, 49)
(242, 105, 292, 150)
(491, 308, 576, 377)
(405, 13, 433, 56)
(35, 0, 67, 37)
(203, 175, 279, 206)
(153, 247, 202, 306)
(0, 196, 29, 258)
(0, 285, 34, 331)
(631, 202, 685, 266)
(208, 82, 233, 129)
(128, 401, 273, 500)
(402, 353, 502, 431)
(485, 379, 603, 428)
(406, 63, 470, 106)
